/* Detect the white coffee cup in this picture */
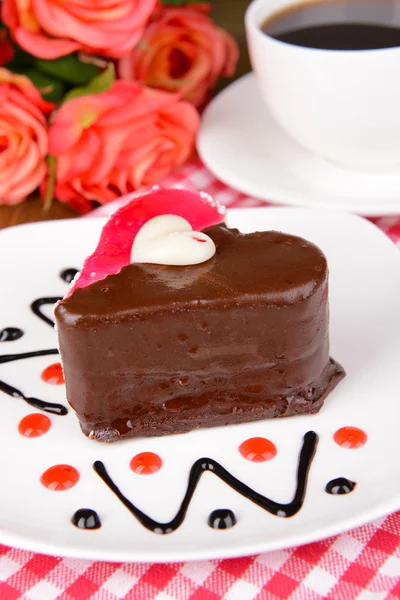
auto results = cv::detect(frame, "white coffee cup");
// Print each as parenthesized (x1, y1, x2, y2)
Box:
(245, 0, 400, 170)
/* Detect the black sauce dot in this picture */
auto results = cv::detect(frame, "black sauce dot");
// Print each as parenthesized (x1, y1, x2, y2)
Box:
(208, 509, 237, 530)
(325, 477, 356, 495)
(60, 268, 79, 284)
(72, 508, 101, 530)
(0, 328, 24, 342)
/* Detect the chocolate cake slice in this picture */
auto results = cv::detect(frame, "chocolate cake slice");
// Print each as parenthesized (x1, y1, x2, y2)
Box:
(55, 220, 345, 442)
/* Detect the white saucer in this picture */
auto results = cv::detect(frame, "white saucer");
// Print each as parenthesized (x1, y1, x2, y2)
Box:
(198, 74, 400, 216)
(1, 209, 400, 562)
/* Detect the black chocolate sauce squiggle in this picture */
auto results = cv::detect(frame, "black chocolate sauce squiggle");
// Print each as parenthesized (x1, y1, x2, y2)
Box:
(93, 431, 318, 535)
(0, 379, 67, 415)
(30, 297, 62, 328)
(0, 292, 66, 414)
(0, 348, 59, 365)
(0, 348, 65, 414)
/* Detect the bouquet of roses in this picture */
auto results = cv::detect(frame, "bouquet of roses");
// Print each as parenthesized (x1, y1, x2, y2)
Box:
(0, 0, 238, 213)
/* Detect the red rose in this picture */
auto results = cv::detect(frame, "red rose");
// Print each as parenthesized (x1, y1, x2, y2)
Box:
(2, 0, 156, 59)
(47, 81, 199, 213)
(119, 4, 238, 107)
(0, 69, 53, 204)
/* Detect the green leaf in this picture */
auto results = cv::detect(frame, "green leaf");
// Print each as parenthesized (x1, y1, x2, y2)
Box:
(43, 156, 56, 212)
(6, 46, 36, 71)
(62, 63, 115, 102)
(23, 69, 65, 103)
(34, 54, 100, 86)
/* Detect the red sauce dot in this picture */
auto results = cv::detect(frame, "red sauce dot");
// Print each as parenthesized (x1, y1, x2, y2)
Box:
(41, 362, 65, 385)
(334, 426, 368, 449)
(239, 437, 277, 462)
(40, 465, 80, 491)
(130, 452, 163, 475)
(18, 413, 51, 438)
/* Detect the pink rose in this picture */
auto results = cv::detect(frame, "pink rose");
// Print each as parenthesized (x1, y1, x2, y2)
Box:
(2, 0, 156, 60)
(47, 81, 199, 213)
(0, 68, 54, 205)
(118, 4, 239, 107)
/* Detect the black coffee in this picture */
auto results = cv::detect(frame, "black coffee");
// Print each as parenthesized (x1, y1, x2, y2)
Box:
(262, 0, 400, 50)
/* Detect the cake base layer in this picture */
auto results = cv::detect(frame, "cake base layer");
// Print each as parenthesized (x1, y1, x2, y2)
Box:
(82, 358, 344, 442)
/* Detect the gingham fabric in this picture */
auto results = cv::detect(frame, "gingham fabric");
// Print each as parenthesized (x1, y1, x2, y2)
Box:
(1, 159, 400, 600)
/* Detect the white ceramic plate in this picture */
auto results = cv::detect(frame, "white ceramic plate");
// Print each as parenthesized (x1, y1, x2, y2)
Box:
(1, 208, 400, 563)
(198, 74, 400, 216)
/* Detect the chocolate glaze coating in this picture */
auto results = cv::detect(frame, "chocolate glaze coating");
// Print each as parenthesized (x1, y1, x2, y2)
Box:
(55, 224, 345, 442)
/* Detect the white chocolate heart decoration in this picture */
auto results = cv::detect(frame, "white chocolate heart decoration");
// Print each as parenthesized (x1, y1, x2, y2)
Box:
(130, 215, 216, 266)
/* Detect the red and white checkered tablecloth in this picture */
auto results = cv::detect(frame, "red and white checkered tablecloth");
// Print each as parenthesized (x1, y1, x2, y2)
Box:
(1, 159, 400, 600)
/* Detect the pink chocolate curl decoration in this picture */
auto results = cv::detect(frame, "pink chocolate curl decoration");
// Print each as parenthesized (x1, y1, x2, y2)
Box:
(71, 188, 226, 293)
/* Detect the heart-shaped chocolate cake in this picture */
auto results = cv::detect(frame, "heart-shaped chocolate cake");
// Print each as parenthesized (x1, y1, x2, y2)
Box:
(55, 189, 345, 442)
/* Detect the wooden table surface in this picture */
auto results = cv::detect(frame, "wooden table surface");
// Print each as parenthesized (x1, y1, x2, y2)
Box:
(0, 197, 78, 230)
